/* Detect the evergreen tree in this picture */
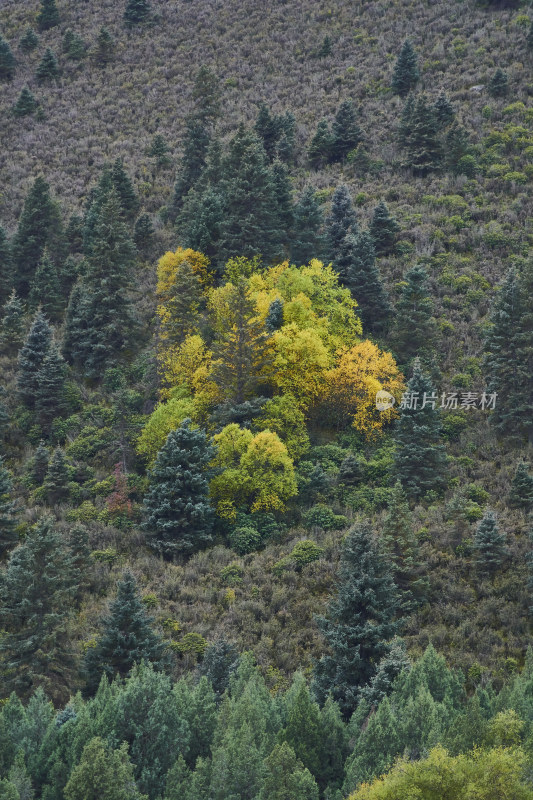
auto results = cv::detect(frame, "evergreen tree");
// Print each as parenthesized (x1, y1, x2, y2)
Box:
(338, 452, 364, 486)
(111, 158, 139, 221)
(0, 457, 19, 558)
(265, 297, 284, 333)
(393, 359, 448, 501)
(361, 637, 410, 707)
(198, 639, 240, 698)
(271, 161, 294, 241)
(335, 231, 392, 334)
(62, 280, 90, 367)
(0, 390, 9, 441)
(474, 509, 507, 576)
(330, 100, 363, 163)
(312, 520, 401, 717)
(124, 0, 151, 25)
(64, 737, 146, 800)
(162, 260, 202, 346)
(148, 134, 171, 168)
(509, 462, 533, 511)
(35, 341, 69, 432)
(134, 213, 155, 252)
(318, 696, 350, 794)
(308, 119, 333, 168)
(171, 118, 210, 214)
(318, 35, 332, 57)
(259, 742, 319, 800)
(0, 35, 16, 81)
(281, 675, 322, 778)
(94, 26, 114, 66)
(13, 86, 38, 117)
(488, 68, 509, 97)
(174, 675, 217, 764)
(402, 95, 442, 174)
(19, 28, 39, 53)
(391, 40, 419, 96)
(30, 440, 49, 486)
(179, 186, 224, 266)
(445, 122, 473, 174)
(36, 48, 59, 83)
(397, 93, 415, 148)
(83, 572, 166, 695)
(17, 310, 52, 409)
(255, 103, 281, 161)
(37, 0, 60, 31)
(0, 226, 13, 306)
(393, 263, 437, 362)
(433, 91, 455, 128)
(62, 30, 86, 61)
(191, 64, 221, 127)
(0, 291, 24, 355)
(369, 200, 400, 256)
(325, 185, 357, 261)
(528, 19, 533, 51)
(0, 516, 76, 698)
(69, 523, 90, 603)
(143, 420, 215, 557)
(290, 187, 325, 265)
(43, 448, 70, 505)
(29, 250, 62, 320)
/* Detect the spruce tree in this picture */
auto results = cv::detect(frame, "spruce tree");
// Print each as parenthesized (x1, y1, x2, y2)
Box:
(0, 291, 24, 356)
(64, 737, 146, 800)
(308, 119, 333, 168)
(330, 100, 363, 163)
(271, 160, 294, 241)
(312, 520, 401, 717)
(179, 186, 224, 266)
(198, 639, 240, 698)
(37, 0, 60, 31)
(35, 341, 69, 432)
(474, 510, 507, 576)
(191, 65, 221, 127)
(83, 571, 166, 695)
(36, 48, 59, 83)
(143, 420, 216, 557)
(393, 263, 437, 362)
(0, 226, 13, 306)
(29, 250, 62, 320)
(488, 68, 509, 97)
(94, 26, 114, 66)
(0, 515, 76, 699)
(30, 440, 49, 486)
(171, 118, 210, 214)
(259, 742, 319, 800)
(433, 91, 455, 128)
(361, 636, 410, 707)
(255, 103, 281, 161)
(134, 213, 155, 252)
(162, 260, 202, 346)
(62, 280, 90, 367)
(393, 359, 448, 501)
(369, 200, 400, 256)
(148, 134, 171, 168)
(509, 462, 533, 511)
(13, 87, 38, 117)
(62, 30, 86, 61)
(445, 122, 473, 174)
(19, 28, 39, 53)
(17, 310, 52, 409)
(391, 40, 419, 96)
(281, 675, 322, 779)
(0, 457, 19, 558)
(111, 158, 139, 221)
(0, 35, 16, 81)
(402, 95, 442, 174)
(290, 187, 325, 265)
(398, 93, 415, 148)
(325, 184, 357, 261)
(318, 35, 333, 57)
(43, 447, 70, 505)
(124, 0, 151, 25)
(335, 231, 392, 334)
(265, 298, 284, 333)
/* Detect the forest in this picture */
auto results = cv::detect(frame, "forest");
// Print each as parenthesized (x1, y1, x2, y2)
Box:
(1, 0, 533, 796)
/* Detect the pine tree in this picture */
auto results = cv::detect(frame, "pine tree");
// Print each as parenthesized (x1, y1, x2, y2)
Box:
(0, 291, 24, 355)
(335, 231, 392, 334)
(259, 742, 319, 800)
(290, 187, 325, 265)
(43, 447, 70, 505)
(488, 68, 509, 97)
(308, 119, 333, 168)
(369, 200, 400, 256)
(325, 185, 357, 261)
(0, 226, 13, 306)
(391, 40, 419, 96)
(123, 0, 151, 25)
(161, 260, 203, 346)
(171, 118, 210, 214)
(94, 26, 114, 66)
(402, 95, 442, 174)
(0, 515, 76, 699)
(36, 48, 59, 83)
(35, 341, 69, 432)
(13, 86, 38, 117)
(474, 510, 507, 576)
(0, 457, 19, 558)
(148, 134, 171, 168)
(37, 0, 60, 31)
(29, 250, 62, 320)
(143, 420, 216, 557)
(330, 100, 363, 163)
(83, 571, 166, 695)
(134, 213, 155, 252)
(265, 298, 284, 333)
(19, 28, 39, 53)
(509, 462, 533, 510)
(393, 359, 448, 501)
(17, 310, 52, 409)
(312, 520, 401, 717)
(64, 737, 146, 800)
(30, 440, 49, 486)
(433, 91, 455, 128)
(393, 263, 437, 362)
(111, 158, 139, 221)
(0, 35, 16, 81)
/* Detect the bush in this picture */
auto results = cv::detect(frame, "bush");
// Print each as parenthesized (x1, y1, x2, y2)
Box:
(303, 504, 348, 530)
(220, 563, 244, 585)
(229, 525, 261, 554)
(290, 539, 324, 567)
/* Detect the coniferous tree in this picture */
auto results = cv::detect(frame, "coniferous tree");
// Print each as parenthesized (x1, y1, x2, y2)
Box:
(191, 64, 221, 127)
(398, 93, 415, 147)
(134, 213, 155, 252)
(35, 341, 69, 431)
(361, 637, 410, 707)
(474, 510, 507, 576)
(393, 359, 448, 501)
(445, 122, 473, 174)
(318, 35, 332, 57)
(29, 250, 62, 320)
(94, 26, 114, 65)
(69, 523, 91, 603)
(162, 260, 202, 346)
(0, 390, 9, 440)
(37, 0, 60, 31)
(0, 516, 76, 699)
(488, 68, 509, 97)
(330, 101, 363, 163)
(148, 134, 171, 168)
(281, 675, 322, 779)
(255, 103, 281, 161)
(64, 738, 146, 800)
(171, 118, 211, 215)
(123, 0, 151, 25)
(62, 280, 90, 367)
(198, 639, 240, 698)
(0, 35, 16, 81)
(12, 87, 38, 117)
(0, 457, 19, 558)
(335, 231, 392, 334)
(0, 226, 13, 306)
(44, 447, 70, 505)
(0, 291, 24, 355)
(83, 571, 166, 695)
(111, 158, 139, 221)
(17, 310, 52, 408)
(62, 30, 86, 61)
(433, 91, 455, 128)
(402, 95, 442, 174)
(143, 420, 216, 557)
(259, 742, 319, 800)
(179, 186, 224, 266)
(312, 520, 401, 717)
(308, 119, 333, 168)
(391, 40, 419, 96)
(36, 48, 59, 83)
(393, 263, 437, 362)
(265, 298, 284, 333)
(528, 19, 533, 50)
(30, 440, 49, 486)
(369, 200, 400, 256)
(290, 187, 325, 265)
(271, 161, 294, 240)
(509, 462, 533, 510)
(19, 28, 39, 52)
(325, 185, 357, 261)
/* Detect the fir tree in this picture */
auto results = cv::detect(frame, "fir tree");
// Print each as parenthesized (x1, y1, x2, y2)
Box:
(17, 310, 52, 409)
(0, 226, 13, 306)
(255, 103, 281, 161)
(398, 93, 415, 148)
(35, 341, 69, 432)
(19, 28, 39, 53)
(143, 420, 216, 557)
(62, 30, 86, 61)
(13, 86, 38, 117)
(433, 91, 455, 128)
(335, 231, 392, 334)
(0, 291, 24, 356)
(330, 100, 363, 163)
(94, 26, 114, 66)
(111, 158, 139, 221)
(369, 200, 400, 256)
(30, 440, 49, 486)
(474, 510, 507, 576)
(64, 737, 146, 800)
(402, 95, 442, 174)
(0, 35, 16, 81)
(69, 523, 90, 603)
(36, 48, 59, 83)
(290, 187, 325, 265)
(162, 260, 202, 346)
(393, 359, 448, 501)
(171, 118, 210, 214)
(0, 457, 19, 558)
(0, 516, 76, 699)
(134, 213, 155, 252)
(0, 390, 9, 440)
(198, 639, 240, 698)
(191, 64, 221, 127)
(259, 742, 319, 800)
(37, 0, 60, 31)
(83, 571, 166, 695)
(66, 213, 84, 254)
(445, 122, 473, 174)
(393, 263, 437, 362)
(148, 134, 171, 168)
(308, 119, 333, 168)
(325, 185, 357, 261)
(265, 298, 284, 333)
(43, 447, 70, 505)
(509, 462, 533, 510)
(281, 675, 322, 778)
(124, 0, 151, 25)
(318, 34, 332, 57)
(361, 637, 410, 708)
(271, 161, 294, 241)
(62, 280, 90, 367)
(29, 250, 62, 321)
(312, 520, 401, 717)
(391, 40, 419, 96)
(179, 186, 224, 266)
(488, 68, 509, 97)
(338, 452, 364, 486)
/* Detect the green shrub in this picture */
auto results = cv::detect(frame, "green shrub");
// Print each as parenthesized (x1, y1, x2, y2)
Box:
(176, 632, 208, 656)
(229, 525, 261, 554)
(90, 548, 118, 564)
(303, 504, 347, 530)
(465, 484, 490, 504)
(290, 539, 324, 567)
(220, 563, 244, 585)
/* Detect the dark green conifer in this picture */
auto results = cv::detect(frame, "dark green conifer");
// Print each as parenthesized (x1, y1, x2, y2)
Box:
(143, 420, 215, 558)
(509, 462, 533, 510)
(369, 200, 400, 256)
(259, 742, 319, 800)
(0, 457, 19, 558)
(12, 87, 38, 117)
(265, 298, 284, 333)
(330, 100, 363, 162)
(290, 187, 325, 265)
(474, 510, 507, 576)
(255, 103, 280, 161)
(398, 93, 415, 147)
(281, 675, 322, 779)
(83, 571, 166, 695)
(433, 91, 455, 128)
(325, 185, 357, 261)
(148, 134, 171, 168)
(62, 280, 90, 367)
(123, 0, 151, 25)
(0, 35, 16, 81)
(134, 213, 155, 252)
(19, 28, 39, 53)
(68, 523, 91, 603)
(198, 639, 240, 698)
(318, 35, 332, 57)
(335, 232, 391, 334)
(171, 118, 210, 215)
(62, 30, 86, 61)
(445, 122, 473, 174)
(35, 342, 69, 432)
(391, 40, 419, 96)
(308, 119, 333, 168)
(94, 26, 114, 66)
(402, 95, 442, 174)
(43, 448, 70, 505)
(528, 20, 533, 50)
(111, 158, 139, 221)
(271, 161, 294, 240)
(29, 250, 62, 321)
(36, 48, 59, 83)
(361, 637, 410, 707)
(66, 213, 84, 254)
(191, 64, 221, 127)
(0, 226, 13, 305)
(393, 263, 437, 362)
(179, 186, 224, 266)
(37, 0, 60, 31)
(0, 390, 9, 440)
(64, 737, 145, 800)
(17, 310, 52, 409)
(163, 260, 202, 346)
(30, 440, 49, 486)
(488, 68, 509, 97)
(0, 291, 24, 356)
